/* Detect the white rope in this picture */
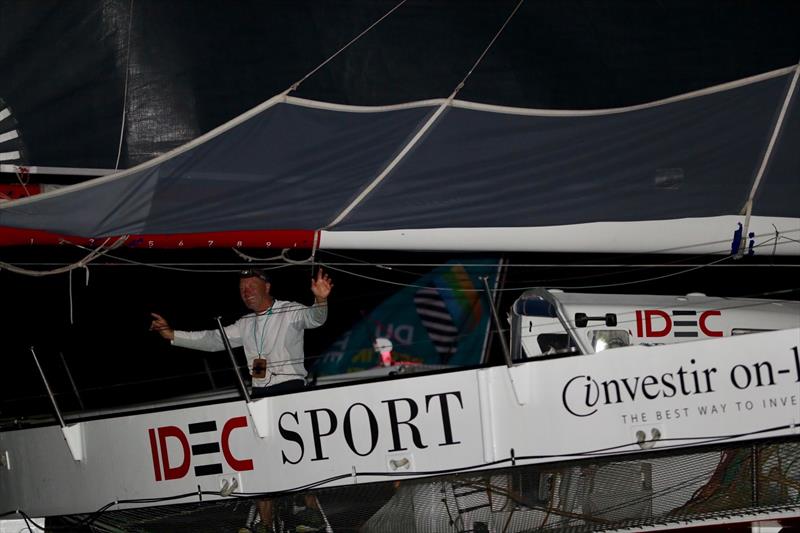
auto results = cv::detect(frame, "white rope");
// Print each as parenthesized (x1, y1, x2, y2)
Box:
(318, 234, 794, 293)
(231, 247, 315, 265)
(452, 66, 797, 117)
(453, 0, 525, 96)
(325, 102, 451, 228)
(310, 230, 320, 270)
(327, 0, 525, 229)
(289, 0, 407, 93)
(67, 244, 293, 273)
(68, 265, 91, 325)
(114, 0, 136, 171)
(281, 249, 315, 265)
(269, 65, 799, 117)
(69, 268, 74, 324)
(739, 61, 800, 255)
(14, 167, 30, 197)
(232, 247, 287, 262)
(0, 236, 127, 277)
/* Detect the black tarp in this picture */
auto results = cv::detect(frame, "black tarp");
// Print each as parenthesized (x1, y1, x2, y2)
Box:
(1, 0, 798, 171)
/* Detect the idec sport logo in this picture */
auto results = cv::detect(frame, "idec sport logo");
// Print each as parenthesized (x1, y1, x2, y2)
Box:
(147, 416, 254, 481)
(635, 309, 723, 339)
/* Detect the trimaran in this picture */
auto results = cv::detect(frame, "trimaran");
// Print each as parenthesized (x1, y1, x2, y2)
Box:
(0, 3, 798, 531)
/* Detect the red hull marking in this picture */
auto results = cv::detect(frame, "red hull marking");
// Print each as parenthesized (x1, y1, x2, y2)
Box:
(0, 228, 317, 248)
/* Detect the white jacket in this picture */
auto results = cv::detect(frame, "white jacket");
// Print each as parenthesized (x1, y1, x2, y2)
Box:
(173, 299, 327, 387)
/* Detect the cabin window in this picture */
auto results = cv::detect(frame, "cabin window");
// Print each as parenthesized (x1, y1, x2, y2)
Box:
(537, 333, 571, 355)
(590, 329, 630, 352)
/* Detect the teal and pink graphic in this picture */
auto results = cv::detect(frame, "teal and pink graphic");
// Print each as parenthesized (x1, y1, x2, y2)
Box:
(315, 260, 500, 375)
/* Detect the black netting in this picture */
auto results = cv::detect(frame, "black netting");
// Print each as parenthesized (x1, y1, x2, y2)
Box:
(58, 439, 799, 532)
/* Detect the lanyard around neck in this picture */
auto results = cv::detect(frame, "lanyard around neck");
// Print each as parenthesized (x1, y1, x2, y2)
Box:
(254, 306, 273, 356)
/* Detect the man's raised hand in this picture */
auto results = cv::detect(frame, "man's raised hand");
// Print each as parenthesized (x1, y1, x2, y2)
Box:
(149, 312, 175, 340)
(311, 268, 333, 303)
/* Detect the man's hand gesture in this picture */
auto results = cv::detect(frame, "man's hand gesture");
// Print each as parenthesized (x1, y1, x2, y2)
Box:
(149, 312, 175, 340)
(311, 268, 333, 303)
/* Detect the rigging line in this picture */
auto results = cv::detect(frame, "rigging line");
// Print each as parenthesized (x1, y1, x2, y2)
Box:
(13, 167, 30, 196)
(67, 243, 295, 274)
(593, 225, 800, 257)
(317, 249, 413, 275)
(288, 0, 407, 93)
(0, 3, 407, 211)
(454, 0, 525, 95)
(319, 253, 737, 292)
(516, 225, 800, 270)
(69, 368, 243, 395)
(508, 258, 728, 285)
(321, 262, 487, 291)
(2, 330, 486, 403)
(325, 0, 525, 229)
(511, 237, 798, 289)
(319, 249, 494, 277)
(281, 248, 316, 265)
(67, 240, 327, 273)
(6, 259, 800, 269)
(504, 243, 780, 284)
(0, 236, 125, 277)
(536, 255, 734, 290)
(739, 61, 800, 252)
(0, 376, 226, 408)
(232, 247, 292, 262)
(114, 0, 136, 171)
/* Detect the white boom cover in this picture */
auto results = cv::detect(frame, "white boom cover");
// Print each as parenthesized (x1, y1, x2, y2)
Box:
(0, 68, 798, 254)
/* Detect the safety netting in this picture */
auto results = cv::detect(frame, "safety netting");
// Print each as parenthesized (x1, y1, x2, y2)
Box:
(52, 438, 800, 532)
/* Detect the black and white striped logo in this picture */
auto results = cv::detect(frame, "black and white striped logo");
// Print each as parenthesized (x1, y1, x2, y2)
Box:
(414, 287, 458, 364)
(0, 97, 24, 167)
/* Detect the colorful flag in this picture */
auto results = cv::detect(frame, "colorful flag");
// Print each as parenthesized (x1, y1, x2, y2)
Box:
(314, 259, 500, 376)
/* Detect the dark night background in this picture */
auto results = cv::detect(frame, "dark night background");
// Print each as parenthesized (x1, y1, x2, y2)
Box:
(0, 1, 798, 422)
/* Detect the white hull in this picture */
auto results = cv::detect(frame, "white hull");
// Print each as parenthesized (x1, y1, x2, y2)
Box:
(1, 329, 798, 521)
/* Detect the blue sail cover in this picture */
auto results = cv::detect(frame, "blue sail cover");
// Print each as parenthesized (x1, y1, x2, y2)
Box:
(0, 68, 798, 253)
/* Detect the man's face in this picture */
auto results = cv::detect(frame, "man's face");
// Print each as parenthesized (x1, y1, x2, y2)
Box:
(239, 277, 270, 312)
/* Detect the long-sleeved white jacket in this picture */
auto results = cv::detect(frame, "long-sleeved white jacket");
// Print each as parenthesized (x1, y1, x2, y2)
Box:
(172, 299, 327, 387)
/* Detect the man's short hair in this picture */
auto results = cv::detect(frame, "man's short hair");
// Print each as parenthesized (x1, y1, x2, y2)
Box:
(240, 269, 270, 283)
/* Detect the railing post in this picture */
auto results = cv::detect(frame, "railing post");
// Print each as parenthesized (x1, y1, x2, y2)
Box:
(214, 318, 270, 438)
(481, 276, 512, 367)
(58, 351, 85, 410)
(203, 357, 218, 390)
(31, 347, 84, 461)
(30, 346, 65, 428)
(214, 317, 251, 403)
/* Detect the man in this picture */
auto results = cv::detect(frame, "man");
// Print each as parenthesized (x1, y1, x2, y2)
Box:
(150, 268, 332, 532)
(150, 268, 332, 397)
